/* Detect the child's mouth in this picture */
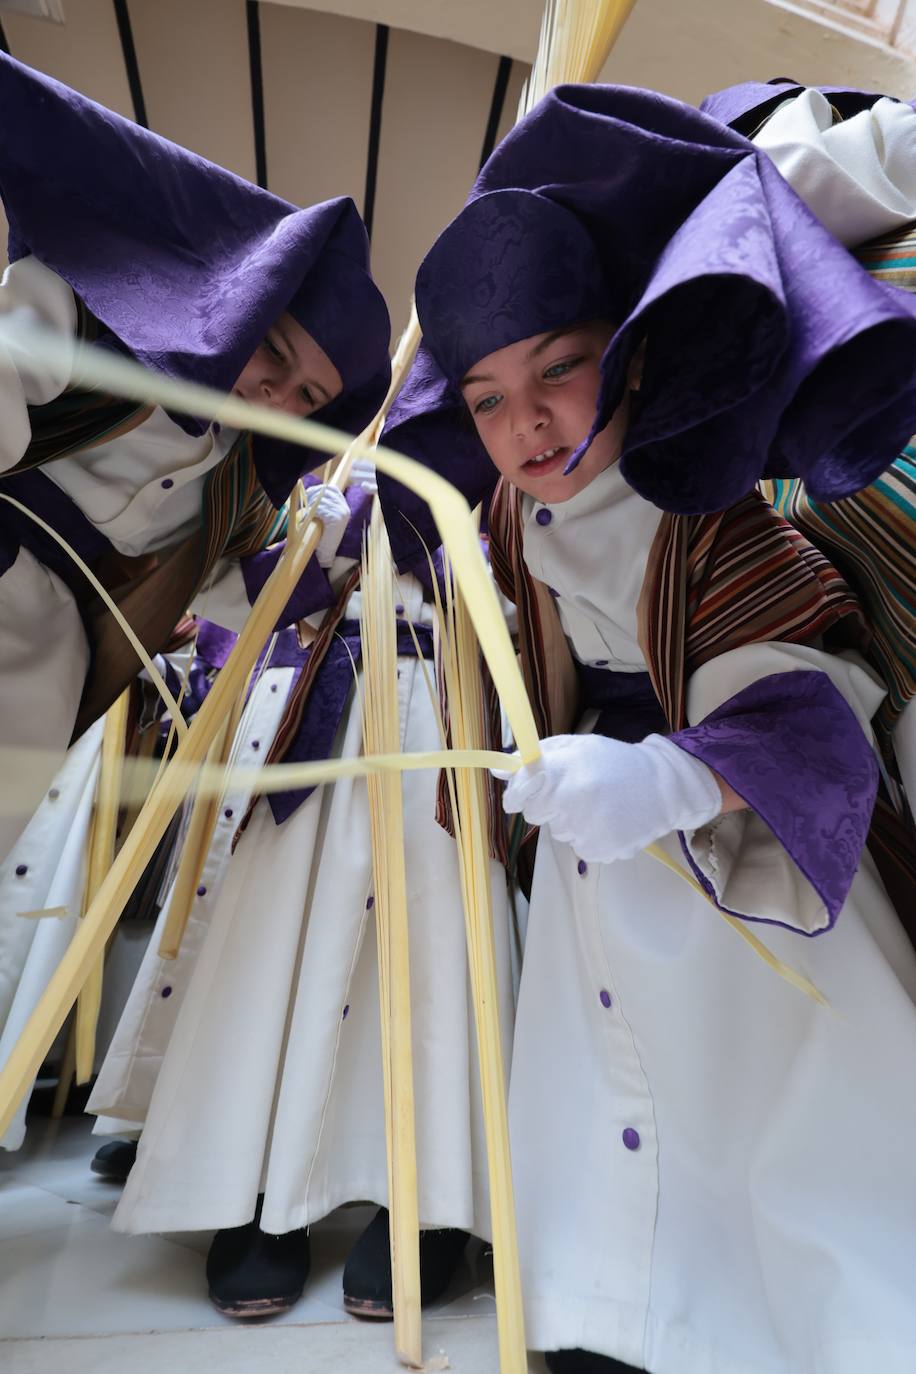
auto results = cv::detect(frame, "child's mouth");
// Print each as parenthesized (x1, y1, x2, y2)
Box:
(522, 446, 566, 477)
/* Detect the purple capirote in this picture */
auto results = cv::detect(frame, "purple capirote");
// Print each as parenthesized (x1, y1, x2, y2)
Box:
(378, 82, 916, 570)
(0, 52, 391, 505)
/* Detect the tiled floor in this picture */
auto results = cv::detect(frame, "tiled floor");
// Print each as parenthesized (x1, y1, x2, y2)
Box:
(1, 1116, 549, 1372)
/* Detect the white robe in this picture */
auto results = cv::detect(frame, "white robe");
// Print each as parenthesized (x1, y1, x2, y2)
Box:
(88, 663, 296, 1137)
(0, 717, 104, 1149)
(95, 573, 516, 1240)
(509, 465, 916, 1374)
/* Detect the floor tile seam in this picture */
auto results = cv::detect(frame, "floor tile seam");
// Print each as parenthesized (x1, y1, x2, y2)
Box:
(0, 1312, 498, 1344)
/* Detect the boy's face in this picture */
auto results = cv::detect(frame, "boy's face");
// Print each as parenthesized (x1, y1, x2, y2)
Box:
(233, 312, 343, 419)
(461, 319, 630, 504)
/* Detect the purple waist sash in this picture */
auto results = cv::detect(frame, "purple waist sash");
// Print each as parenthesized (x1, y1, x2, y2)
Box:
(267, 617, 435, 825)
(576, 663, 668, 743)
(0, 468, 113, 597)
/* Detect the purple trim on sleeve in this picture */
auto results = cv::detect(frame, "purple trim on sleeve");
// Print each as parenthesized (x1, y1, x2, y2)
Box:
(240, 545, 335, 631)
(669, 670, 878, 932)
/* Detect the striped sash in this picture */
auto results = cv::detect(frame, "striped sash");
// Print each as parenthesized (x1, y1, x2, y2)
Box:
(485, 480, 916, 918)
(764, 454, 915, 735)
(488, 480, 866, 738)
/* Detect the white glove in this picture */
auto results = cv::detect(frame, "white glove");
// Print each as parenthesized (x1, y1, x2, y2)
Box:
(495, 733, 722, 864)
(348, 457, 378, 495)
(304, 484, 351, 567)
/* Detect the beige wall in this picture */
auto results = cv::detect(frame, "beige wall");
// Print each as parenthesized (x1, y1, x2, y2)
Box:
(128, 0, 257, 180)
(259, 3, 375, 209)
(600, 0, 916, 102)
(372, 28, 512, 334)
(268, 0, 916, 95)
(1, 0, 134, 113)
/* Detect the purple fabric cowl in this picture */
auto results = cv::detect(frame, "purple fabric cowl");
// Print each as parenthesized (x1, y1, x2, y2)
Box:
(379, 82, 916, 569)
(0, 53, 391, 506)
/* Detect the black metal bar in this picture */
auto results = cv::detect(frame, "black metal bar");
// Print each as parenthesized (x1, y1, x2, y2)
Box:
(363, 23, 389, 241)
(112, 0, 147, 128)
(479, 55, 512, 169)
(0, 20, 9, 56)
(246, 0, 267, 189)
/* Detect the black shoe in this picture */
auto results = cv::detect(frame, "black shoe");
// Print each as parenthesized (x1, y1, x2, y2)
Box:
(206, 1197, 310, 1318)
(546, 1351, 644, 1373)
(89, 1139, 138, 1182)
(342, 1206, 470, 1319)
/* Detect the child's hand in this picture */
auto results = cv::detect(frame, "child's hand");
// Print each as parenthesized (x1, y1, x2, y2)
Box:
(493, 734, 722, 864)
(348, 457, 378, 495)
(304, 485, 351, 567)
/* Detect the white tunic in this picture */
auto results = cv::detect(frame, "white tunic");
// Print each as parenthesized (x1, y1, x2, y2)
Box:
(509, 465, 916, 1373)
(93, 573, 516, 1240)
(0, 717, 104, 1149)
(88, 663, 295, 1135)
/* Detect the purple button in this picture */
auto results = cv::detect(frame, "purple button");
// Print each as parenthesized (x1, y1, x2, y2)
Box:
(622, 1128, 641, 1151)
(366, 895, 375, 910)
(577, 859, 588, 876)
(342, 1004, 350, 1020)
(548, 586, 560, 598)
(224, 807, 234, 820)
(599, 989, 612, 1009)
(161, 477, 174, 489)
(270, 683, 278, 693)
(48, 788, 60, 800)
(395, 603, 404, 615)
(535, 508, 552, 527)
(251, 740, 260, 750)
(593, 660, 609, 667)
(196, 885, 207, 897)
(14, 864, 27, 877)
(161, 985, 173, 999)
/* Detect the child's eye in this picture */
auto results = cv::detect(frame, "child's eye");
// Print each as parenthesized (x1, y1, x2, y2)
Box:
(264, 337, 285, 363)
(300, 385, 315, 409)
(474, 393, 501, 416)
(543, 357, 581, 380)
